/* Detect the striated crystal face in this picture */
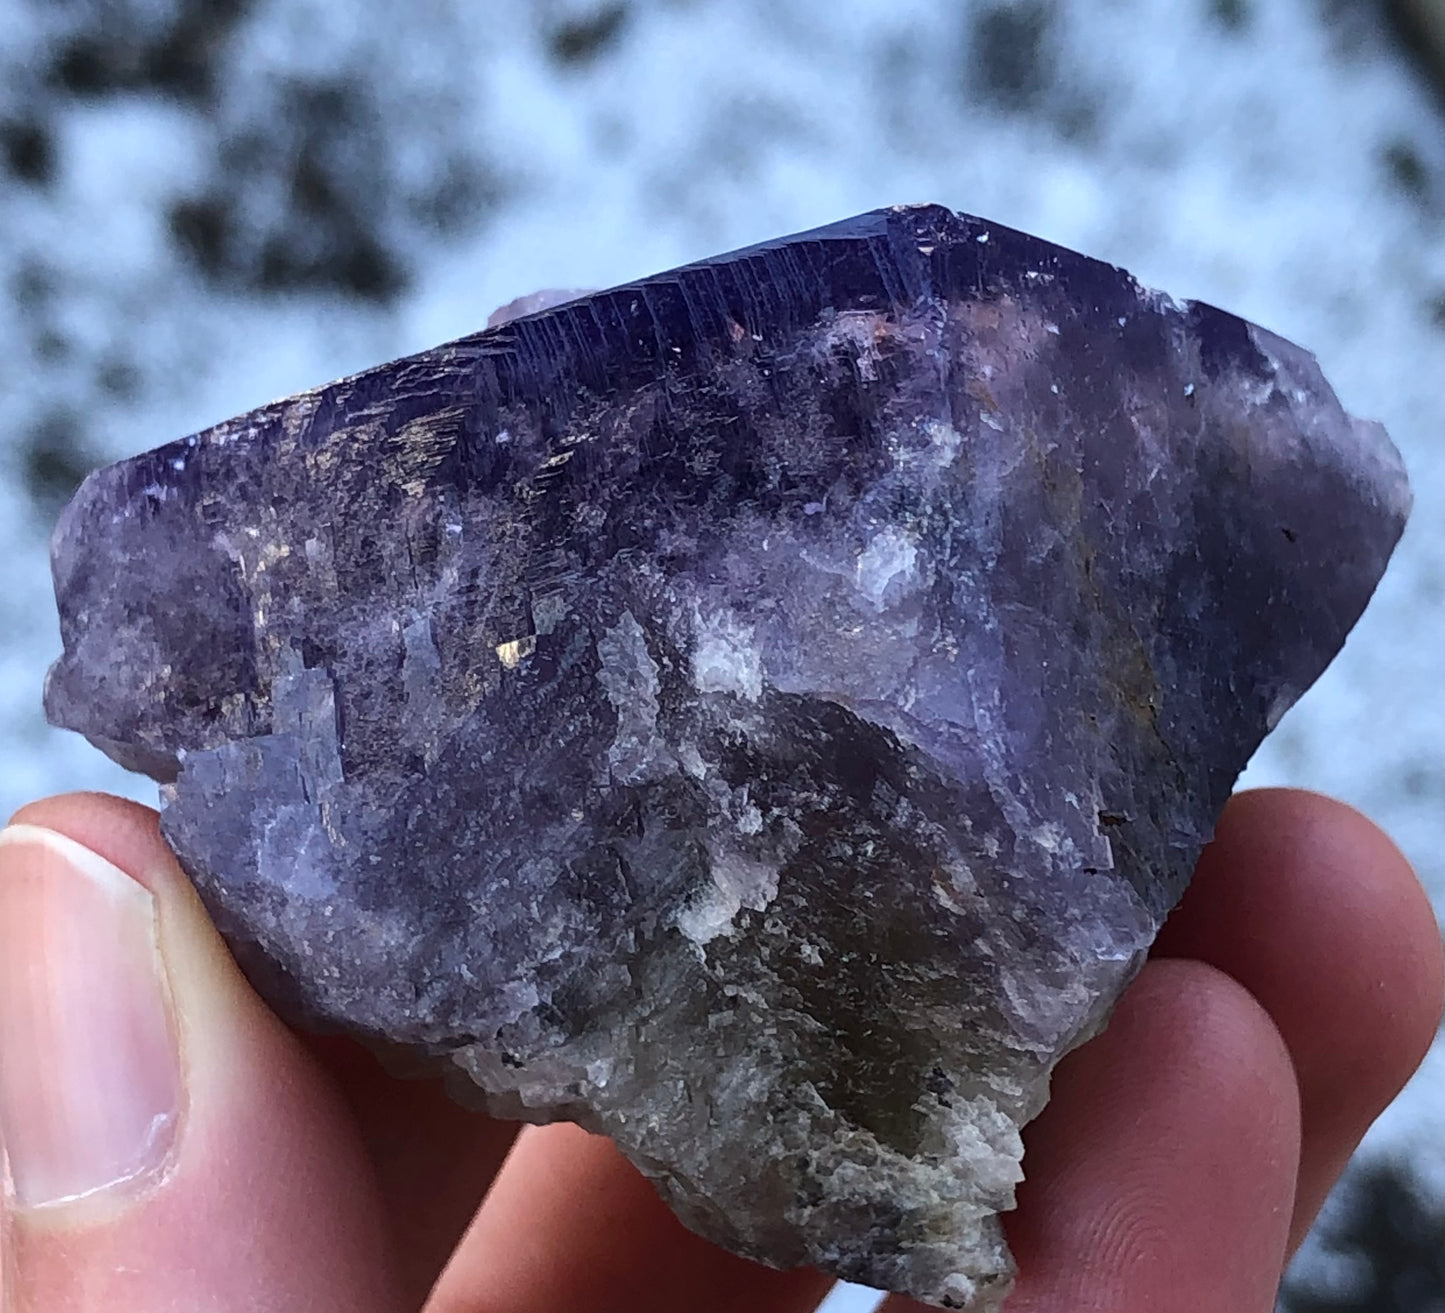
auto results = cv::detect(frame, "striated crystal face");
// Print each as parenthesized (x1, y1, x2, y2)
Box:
(45, 205, 1409, 1308)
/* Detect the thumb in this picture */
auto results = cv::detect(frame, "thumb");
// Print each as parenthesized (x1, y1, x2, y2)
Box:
(0, 794, 406, 1312)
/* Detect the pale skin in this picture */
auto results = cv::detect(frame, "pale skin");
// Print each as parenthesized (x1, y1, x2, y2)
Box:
(0, 787, 1440, 1312)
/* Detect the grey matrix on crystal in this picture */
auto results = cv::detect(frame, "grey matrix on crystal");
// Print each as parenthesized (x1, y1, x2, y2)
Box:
(46, 205, 1409, 1309)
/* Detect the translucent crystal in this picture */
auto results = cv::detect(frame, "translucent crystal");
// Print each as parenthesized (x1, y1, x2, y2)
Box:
(45, 205, 1410, 1308)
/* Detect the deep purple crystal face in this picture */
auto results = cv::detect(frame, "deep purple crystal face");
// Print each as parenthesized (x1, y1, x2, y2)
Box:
(45, 205, 1409, 1308)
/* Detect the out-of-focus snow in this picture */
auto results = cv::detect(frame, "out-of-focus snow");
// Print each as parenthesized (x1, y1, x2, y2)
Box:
(1, 0, 1442, 1300)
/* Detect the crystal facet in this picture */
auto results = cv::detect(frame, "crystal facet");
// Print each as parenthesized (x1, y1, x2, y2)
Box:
(45, 205, 1409, 1308)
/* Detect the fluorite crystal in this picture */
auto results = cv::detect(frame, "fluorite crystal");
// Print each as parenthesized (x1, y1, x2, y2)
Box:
(45, 205, 1409, 1308)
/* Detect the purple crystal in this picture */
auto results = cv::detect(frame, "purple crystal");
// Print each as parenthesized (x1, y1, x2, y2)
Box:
(45, 205, 1409, 1308)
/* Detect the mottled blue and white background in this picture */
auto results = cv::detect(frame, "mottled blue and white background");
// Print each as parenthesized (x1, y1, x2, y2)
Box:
(1, 2, 1442, 1307)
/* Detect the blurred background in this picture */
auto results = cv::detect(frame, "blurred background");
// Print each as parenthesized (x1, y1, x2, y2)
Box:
(1, 0, 1443, 1307)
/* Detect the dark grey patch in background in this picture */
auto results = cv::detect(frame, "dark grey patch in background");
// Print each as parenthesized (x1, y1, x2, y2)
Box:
(1314, 0, 1389, 58)
(1382, 137, 1431, 201)
(96, 358, 142, 400)
(1280, 1161, 1445, 1312)
(962, 0, 1100, 142)
(43, 0, 253, 103)
(1209, 0, 1253, 32)
(10, 260, 56, 313)
(1385, 0, 1445, 105)
(162, 69, 504, 301)
(21, 410, 100, 522)
(968, 0, 1056, 112)
(169, 79, 410, 302)
(548, 1, 632, 65)
(1, 119, 56, 186)
(1401, 761, 1445, 798)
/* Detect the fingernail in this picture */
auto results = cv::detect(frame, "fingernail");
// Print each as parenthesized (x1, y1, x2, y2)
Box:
(0, 825, 180, 1209)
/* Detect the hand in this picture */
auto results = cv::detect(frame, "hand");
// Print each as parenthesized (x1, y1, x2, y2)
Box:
(0, 789, 1438, 1313)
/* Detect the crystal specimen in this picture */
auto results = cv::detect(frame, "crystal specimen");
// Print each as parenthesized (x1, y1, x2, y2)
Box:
(45, 205, 1409, 1308)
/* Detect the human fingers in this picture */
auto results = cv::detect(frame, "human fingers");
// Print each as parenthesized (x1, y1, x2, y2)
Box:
(1151, 788, 1444, 1247)
(0, 793, 406, 1312)
(303, 1034, 519, 1302)
(882, 958, 1301, 1313)
(426, 1121, 834, 1313)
